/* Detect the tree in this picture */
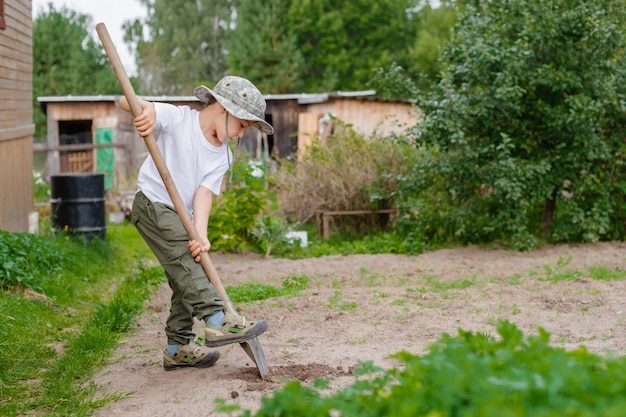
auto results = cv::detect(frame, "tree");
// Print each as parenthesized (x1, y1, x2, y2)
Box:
(368, 1, 458, 99)
(285, 0, 419, 92)
(412, 0, 626, 249)
(32, 4, 121, 137)
(406, 2, 457, 92)
(123, 0, 236, 95)
(228, 0, 305, 94)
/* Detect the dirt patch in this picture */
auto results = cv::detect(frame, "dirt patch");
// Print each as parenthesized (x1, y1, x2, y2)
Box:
(93, 242, 626, 416)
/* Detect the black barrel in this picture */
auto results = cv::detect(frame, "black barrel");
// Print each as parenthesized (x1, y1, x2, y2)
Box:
(50, 173, 106, 240)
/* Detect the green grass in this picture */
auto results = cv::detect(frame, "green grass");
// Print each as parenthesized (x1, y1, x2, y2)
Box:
(406, 275, 480, 294)
(538, 265, 626, 283)
(327, 290, 359, 311)
(226, 275, 310, 303)
(0, 222, 160, 416)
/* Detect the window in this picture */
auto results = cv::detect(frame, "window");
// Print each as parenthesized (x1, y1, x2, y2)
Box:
(58, 120, 95, 173)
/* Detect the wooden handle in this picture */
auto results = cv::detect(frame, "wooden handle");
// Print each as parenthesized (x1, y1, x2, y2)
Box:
(95, 22, 237, 316)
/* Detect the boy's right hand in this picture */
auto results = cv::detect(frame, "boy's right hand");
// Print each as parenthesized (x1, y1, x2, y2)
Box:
(118, 97, 156, 137)
(133, 101, 156, 137)
(188, 238, 211, 263)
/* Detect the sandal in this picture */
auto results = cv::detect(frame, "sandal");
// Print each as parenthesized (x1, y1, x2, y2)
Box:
(163, 344, 220, 371)
(204, 316, 269, 347)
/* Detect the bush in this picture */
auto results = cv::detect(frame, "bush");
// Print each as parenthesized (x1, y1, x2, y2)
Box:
(273, 123, 421, 228)
(411, 0, 626, 249)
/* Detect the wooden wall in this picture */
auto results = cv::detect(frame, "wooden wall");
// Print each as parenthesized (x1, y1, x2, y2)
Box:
(304, 98, 422, 137)
(0, 0, 35, 232)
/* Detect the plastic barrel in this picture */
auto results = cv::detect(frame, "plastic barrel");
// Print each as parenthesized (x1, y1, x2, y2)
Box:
(50, 173, 106, 240)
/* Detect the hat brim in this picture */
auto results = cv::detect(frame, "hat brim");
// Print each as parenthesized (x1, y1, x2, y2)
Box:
(194, 85, 274, 135)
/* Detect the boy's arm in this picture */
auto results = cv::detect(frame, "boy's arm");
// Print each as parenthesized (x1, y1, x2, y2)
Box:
(119, 96, 156, 138)
(189, 185, 213, 262)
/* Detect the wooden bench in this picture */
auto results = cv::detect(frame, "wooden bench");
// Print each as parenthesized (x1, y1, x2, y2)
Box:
(316, 209, 399, 240)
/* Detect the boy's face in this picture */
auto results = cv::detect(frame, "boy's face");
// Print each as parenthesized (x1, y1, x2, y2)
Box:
(217, 113, 255, 144)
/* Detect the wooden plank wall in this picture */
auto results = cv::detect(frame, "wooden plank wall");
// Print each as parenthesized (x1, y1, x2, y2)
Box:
(0, 0, 35, 232)
(304, 98, 422, 137)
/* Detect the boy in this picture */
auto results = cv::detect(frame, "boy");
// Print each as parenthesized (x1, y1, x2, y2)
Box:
(119, 76, 273, 370)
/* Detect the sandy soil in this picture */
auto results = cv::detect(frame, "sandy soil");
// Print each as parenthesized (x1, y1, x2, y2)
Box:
(93, 242, 626, 416)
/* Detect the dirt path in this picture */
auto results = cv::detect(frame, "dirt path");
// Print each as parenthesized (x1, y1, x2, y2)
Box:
(93, 242, 626, 416)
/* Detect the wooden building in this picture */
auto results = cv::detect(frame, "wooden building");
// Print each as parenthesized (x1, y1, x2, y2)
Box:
(0, 0, 35, 233)
(260, 91, 421, 161)
(37, 91, 420, 199)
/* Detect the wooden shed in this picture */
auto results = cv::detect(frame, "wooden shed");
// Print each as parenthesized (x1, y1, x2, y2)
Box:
(37, 95, 140, 193)
(0, 0, 35, 233)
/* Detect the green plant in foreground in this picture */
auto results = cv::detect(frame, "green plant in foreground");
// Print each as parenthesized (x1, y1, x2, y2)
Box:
(221, 321, 626, 417)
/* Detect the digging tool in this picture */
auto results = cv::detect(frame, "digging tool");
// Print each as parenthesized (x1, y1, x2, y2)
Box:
(96, 22, 269, 379)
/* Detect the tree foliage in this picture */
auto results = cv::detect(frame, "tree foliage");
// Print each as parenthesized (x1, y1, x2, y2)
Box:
(282, 0, 419, 92)
(123, 0, 237, 95)
(32, 4, 121, 137)
(406, 3, 457, 92)
(412, 0, 626, 249)
(227, 0, 305, 94)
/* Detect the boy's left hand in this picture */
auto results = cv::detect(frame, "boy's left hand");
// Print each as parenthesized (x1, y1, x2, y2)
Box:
(188, 238, 211, 263)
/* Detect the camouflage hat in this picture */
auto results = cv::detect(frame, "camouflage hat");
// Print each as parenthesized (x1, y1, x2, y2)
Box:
(194, 76, 274, 135)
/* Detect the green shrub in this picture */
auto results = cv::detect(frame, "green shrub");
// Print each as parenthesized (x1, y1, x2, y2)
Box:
(209, 159, 271, 252)
(410, 0, 626, 249)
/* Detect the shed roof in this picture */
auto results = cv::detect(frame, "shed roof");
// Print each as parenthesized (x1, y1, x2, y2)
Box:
(38, 90, 380, 105)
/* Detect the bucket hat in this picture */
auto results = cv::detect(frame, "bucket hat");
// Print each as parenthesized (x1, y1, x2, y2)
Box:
(194, 76, 274, 135)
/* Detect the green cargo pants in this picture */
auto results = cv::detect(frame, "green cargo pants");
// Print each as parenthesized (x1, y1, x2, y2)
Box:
(131, 191, 224, 345)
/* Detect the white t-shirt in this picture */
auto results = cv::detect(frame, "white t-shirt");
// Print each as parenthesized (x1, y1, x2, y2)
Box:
(137, 102, 232, 216)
